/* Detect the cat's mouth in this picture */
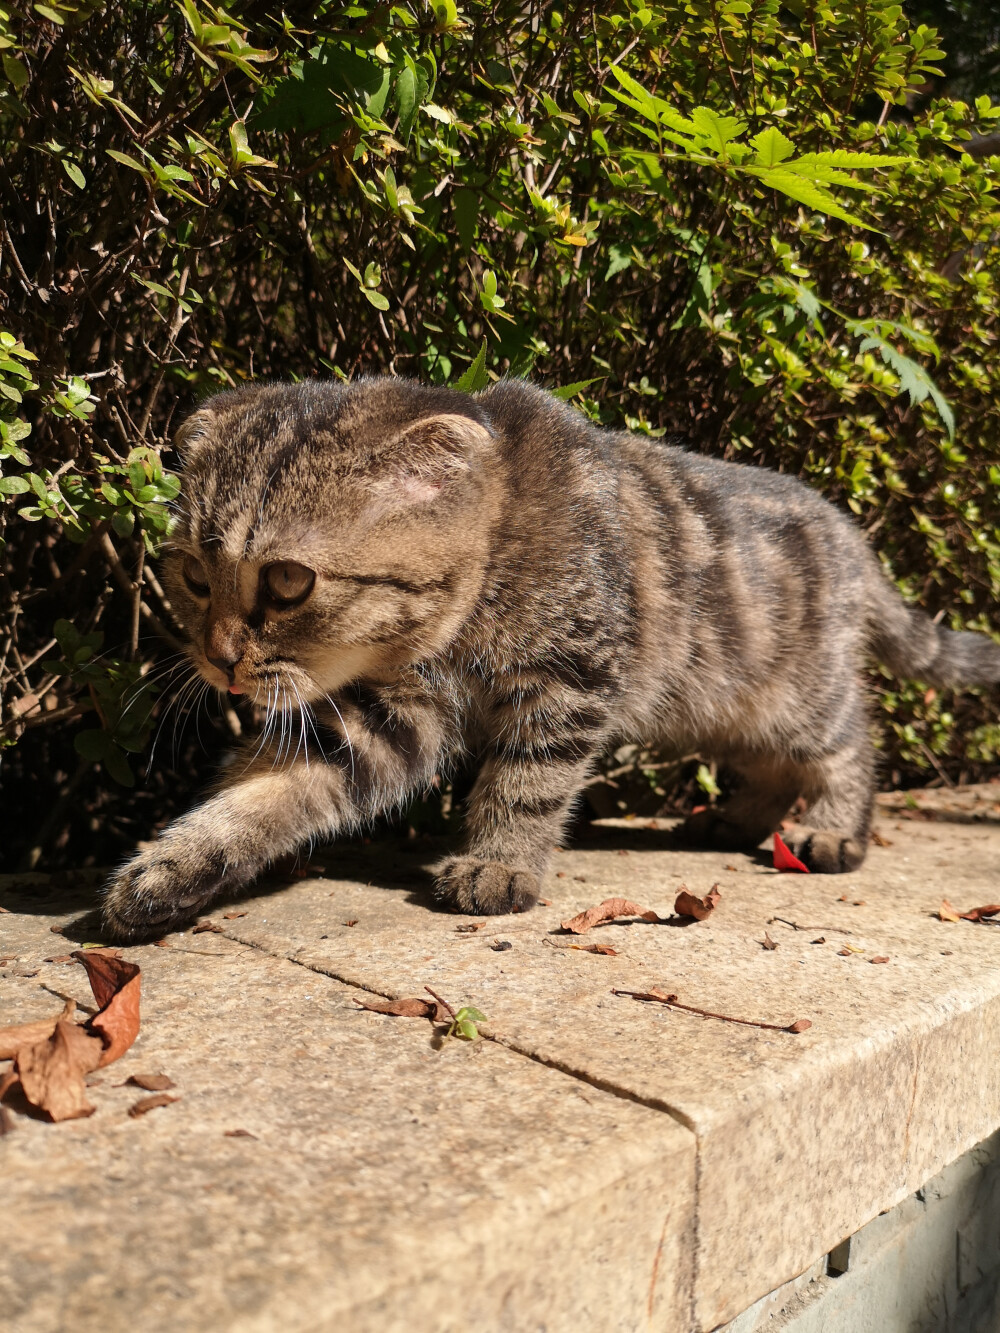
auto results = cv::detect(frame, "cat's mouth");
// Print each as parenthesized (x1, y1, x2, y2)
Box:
(198, 642, 385, 705)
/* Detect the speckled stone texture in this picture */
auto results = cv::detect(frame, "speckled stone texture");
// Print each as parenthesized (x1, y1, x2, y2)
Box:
(0, 907, 695, 1333)
(3, 784, 1000, 1331)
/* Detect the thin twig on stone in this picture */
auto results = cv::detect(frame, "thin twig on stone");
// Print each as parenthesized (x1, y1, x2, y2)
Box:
(612, 988, 811, 1034)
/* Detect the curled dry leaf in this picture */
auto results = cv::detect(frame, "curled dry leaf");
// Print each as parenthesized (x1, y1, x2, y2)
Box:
(128, 1092, 179, 1118)
(1, 952, 142, 1125)
(560, 898, 661, 934)
(222, 912, 247, 920)
(355, 996, 445, 1021)
(773, 833, 810, 873)
(224, 1128, 258, 1139)
(938, 900, 961, 922)
(674, 885, 721, 921)
(73, 949, 141, 1066)
(0, 999, 77, 1060)
(16, 1014, 105, 1122)
(192, 920, 224, 935)
(960, 904, 1000, 923)
(870, 956, 890, 964)
(760, 932, 778, 951)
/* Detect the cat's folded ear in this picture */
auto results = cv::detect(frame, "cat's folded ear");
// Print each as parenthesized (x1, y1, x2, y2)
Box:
(370, 412, 492, 510)
(172, 406, 218, 464)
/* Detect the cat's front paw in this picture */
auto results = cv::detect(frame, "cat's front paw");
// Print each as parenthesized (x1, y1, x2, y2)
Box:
(102, 845, 237, 942)
(435, 857, 539, 915)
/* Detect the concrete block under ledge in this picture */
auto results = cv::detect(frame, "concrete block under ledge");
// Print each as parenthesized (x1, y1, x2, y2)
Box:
(720, 1129, 1000, 1333)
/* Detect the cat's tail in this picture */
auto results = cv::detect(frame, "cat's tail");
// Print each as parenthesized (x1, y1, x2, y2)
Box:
(867, 572, 1000, 687)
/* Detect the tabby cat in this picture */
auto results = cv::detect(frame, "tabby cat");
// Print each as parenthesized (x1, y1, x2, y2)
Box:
(102, 377, 1000, 940)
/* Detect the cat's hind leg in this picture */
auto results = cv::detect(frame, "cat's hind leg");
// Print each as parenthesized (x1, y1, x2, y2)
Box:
(779, 735, 874, 873)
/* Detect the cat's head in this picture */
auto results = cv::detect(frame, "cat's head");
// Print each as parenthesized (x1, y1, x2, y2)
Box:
(163, 378, 498, 705)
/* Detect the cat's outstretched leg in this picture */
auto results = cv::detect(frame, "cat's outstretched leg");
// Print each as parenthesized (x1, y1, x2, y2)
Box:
(102, 683, 447, 940)
(436, 690, 609, 915)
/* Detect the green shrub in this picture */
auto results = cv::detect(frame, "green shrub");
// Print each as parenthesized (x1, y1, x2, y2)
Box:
(2, 0, 999, 866)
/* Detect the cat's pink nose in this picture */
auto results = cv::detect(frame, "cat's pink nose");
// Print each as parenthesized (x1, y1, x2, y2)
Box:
(207, 650, 243, 687)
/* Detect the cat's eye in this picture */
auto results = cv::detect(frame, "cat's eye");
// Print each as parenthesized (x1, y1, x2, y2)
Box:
(182, 554, 210, 596)
(263, 561, 315, 606)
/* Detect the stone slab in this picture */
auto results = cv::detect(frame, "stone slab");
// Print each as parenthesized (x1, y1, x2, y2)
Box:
(0, 900, 696, 1333)
(111, 796, 1000, 1330)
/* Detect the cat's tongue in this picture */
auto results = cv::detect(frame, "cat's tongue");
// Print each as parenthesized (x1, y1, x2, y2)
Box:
(228, 685, 243, 696)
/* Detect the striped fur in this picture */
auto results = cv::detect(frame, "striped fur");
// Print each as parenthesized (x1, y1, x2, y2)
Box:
(102, 378, 1000, 939)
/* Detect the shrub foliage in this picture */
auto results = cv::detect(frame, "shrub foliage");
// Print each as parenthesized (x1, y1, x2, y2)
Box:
(2, 0, 1000, 865)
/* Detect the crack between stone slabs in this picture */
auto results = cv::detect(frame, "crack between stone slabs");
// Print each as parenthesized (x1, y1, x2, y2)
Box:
(221, 927, 704, 1330)
(222, 928, 695, 1119)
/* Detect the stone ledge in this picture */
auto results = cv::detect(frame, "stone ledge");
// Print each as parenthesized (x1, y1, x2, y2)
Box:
(0, 916, 694, 1333)
(3, 785, 1000, 1330)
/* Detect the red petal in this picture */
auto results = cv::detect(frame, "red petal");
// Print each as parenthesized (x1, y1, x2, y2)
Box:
(773, 832, 810, 873)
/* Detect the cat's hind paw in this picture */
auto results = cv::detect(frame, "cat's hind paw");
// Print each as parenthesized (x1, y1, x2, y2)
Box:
(779, 826, 866, 874)
(435, 857, 539, 915)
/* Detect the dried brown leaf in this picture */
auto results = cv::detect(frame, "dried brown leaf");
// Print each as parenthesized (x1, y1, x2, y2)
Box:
(760, 932, 778, 951)
(560, 898, 661, 934)
(128, 1092, 179, 1118)
(124, 1073, 175, 1091)
(0, 998, 76, 1061)
(16, 1015, 105, 1121)
(544, 939, 618, 955)
(960, 904, 1000, 923)
(192, 920, 224, 934)
(224, 1128, 257, 1139)
(870, 956, 890, 964)
(72, 950, 141, 1066)
(355, 996, 443, 1020)
(938, 899, 961, 922)
(674, 885, 721, 921)
(222, 912, 247, 920)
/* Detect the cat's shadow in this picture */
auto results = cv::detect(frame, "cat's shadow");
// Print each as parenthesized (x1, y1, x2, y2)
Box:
(1, 826, 776, 946)
(1, 839, 453, 944)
